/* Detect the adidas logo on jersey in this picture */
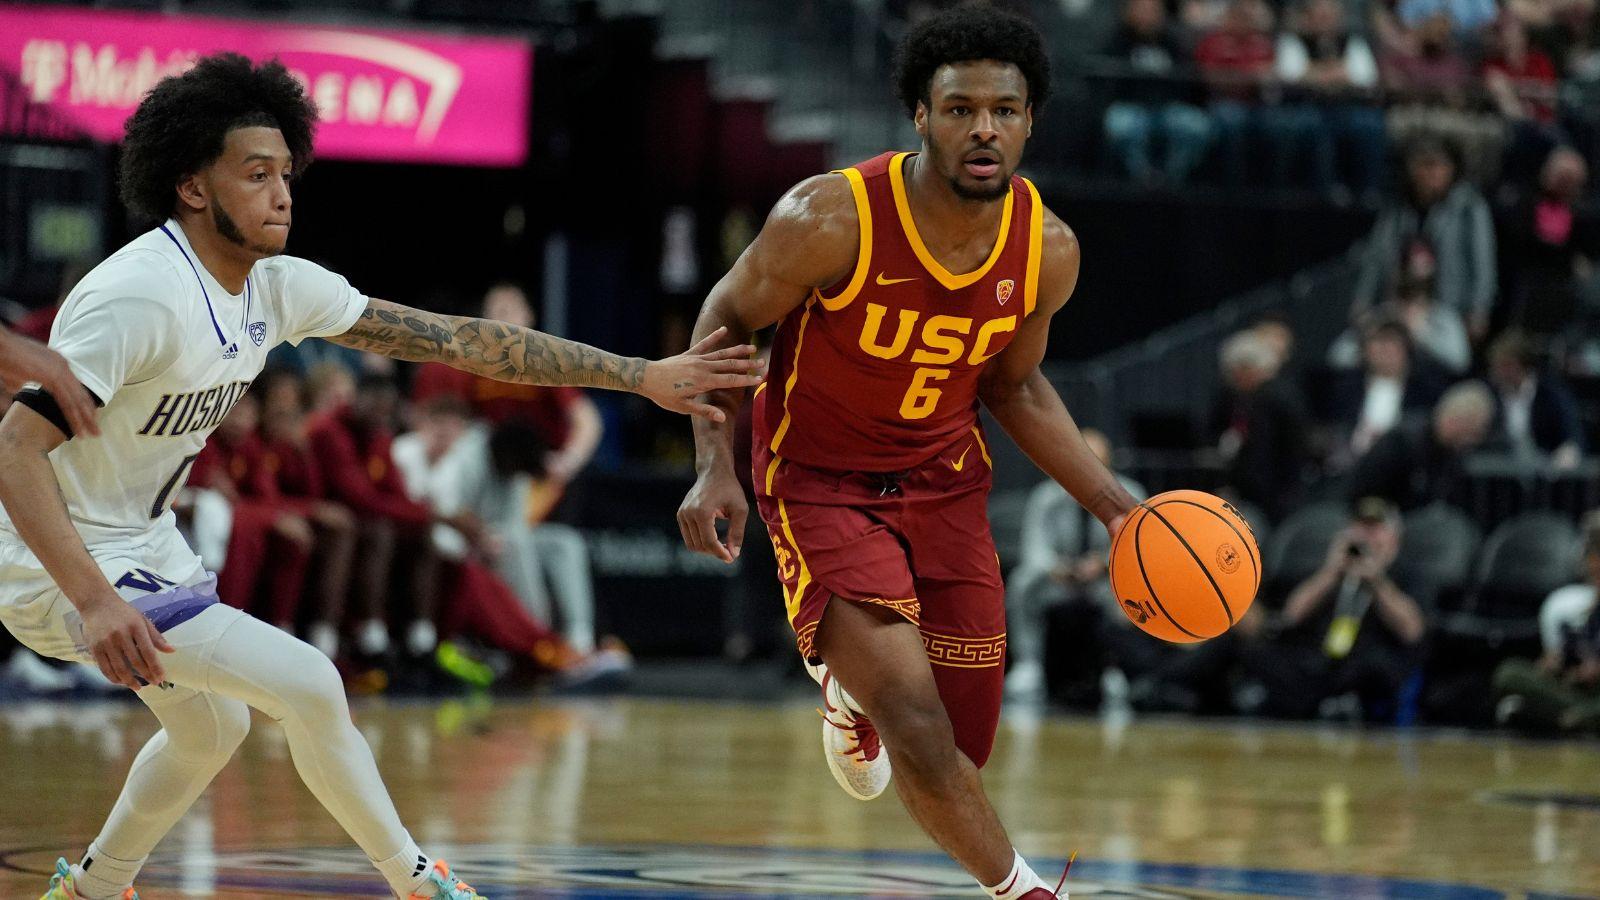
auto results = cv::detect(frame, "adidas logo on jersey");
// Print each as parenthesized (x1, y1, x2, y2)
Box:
(222, 342, 239, 360)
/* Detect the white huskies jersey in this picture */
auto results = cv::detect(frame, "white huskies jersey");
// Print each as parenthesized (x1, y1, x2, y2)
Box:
(0, 219, 368, 550)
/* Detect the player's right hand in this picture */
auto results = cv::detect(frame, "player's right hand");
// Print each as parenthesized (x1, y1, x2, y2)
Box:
(0, 329, 101, 437)
(678, 468, 748, 563)
(80, 595, 175, 690)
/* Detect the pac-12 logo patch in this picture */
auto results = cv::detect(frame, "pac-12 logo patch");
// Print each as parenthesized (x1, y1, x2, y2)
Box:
(248, 322, 267, 346)
(996, 279, 1015, 305)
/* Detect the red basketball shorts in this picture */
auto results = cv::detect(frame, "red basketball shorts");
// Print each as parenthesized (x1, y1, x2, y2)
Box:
(753, 427, 1006, 767)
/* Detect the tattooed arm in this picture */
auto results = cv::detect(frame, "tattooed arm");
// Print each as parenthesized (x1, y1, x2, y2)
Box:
(326, 298, 763, 421)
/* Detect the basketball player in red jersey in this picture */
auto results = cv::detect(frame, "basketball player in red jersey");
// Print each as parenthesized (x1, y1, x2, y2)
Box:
(678, 7, 1138, 899)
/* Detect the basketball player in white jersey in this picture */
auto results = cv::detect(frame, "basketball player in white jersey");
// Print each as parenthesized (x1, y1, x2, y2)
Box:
(0, 54, 762, 900)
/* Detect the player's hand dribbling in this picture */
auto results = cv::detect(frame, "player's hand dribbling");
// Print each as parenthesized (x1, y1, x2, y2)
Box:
(79, 594, 175, 690)
(679, 467, 748, 563)
(640, 327, 765, 421)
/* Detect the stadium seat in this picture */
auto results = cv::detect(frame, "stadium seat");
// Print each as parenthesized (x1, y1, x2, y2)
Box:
(1262, 500, 1348, 599)
(1396, 503, 1482, 605)
(1444, 513, 1582, 645)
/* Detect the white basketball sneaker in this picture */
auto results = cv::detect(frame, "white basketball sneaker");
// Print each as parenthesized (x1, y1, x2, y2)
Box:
(819, 668, 891, 800)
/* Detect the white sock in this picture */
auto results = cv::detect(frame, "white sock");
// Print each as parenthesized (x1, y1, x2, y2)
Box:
(372, 838, 433, 897)
(357, 619, 390, 656)
(76, 844, 145, 900)
(984, 850, 1052, 899)
(406, 620, 437, 657)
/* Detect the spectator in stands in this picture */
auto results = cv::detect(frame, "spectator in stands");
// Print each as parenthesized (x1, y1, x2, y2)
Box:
(1347, 380, 1496, 509)
(309, 373, 454, 672)
(1485, 331, 1585, 466)
(1196, 0, 1288, 186)
(389, 396, 629, 686)
(1499, 146, 1598, 340)
(1275, 0, 1387, 199)
(191, 393, 314, 633)
(1135, 496, 1430, 720)
(1328, 318, 1452, 464)
(1493, 510, 1600, 733)
(258, 368, 358, 660)
(1352, 137, 1498, 342)
(1484, 13, 1566, 184)
(1382, 19, 1505, 185)
(1252, 311, 1297, 372)
(1004, 429, 1149, 705)
(1100, 0, 1215, 186)
(1212, 329, 1311, 520)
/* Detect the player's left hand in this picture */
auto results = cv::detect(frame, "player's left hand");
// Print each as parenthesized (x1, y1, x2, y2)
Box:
(639, 327, 765, 421)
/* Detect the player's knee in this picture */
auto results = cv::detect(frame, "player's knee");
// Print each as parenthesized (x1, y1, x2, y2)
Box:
(275, 650, 350, 724)
(877, 701, 959, 776)
(214, 697, 253, 755)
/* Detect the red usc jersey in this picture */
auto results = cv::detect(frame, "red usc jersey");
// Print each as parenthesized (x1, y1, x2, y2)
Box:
(752, 151, 1044, 476)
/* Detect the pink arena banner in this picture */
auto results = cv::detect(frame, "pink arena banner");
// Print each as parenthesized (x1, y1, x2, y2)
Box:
(0, 4, 532, 166)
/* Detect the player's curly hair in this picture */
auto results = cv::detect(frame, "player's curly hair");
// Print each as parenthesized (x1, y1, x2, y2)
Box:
(893, 2, 1052, 119)
(118, 53, 317, 224)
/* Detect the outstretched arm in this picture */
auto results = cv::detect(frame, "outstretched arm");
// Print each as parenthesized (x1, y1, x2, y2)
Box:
(0, 325, 100, 437)
(326, 298, 762, 421)
(978, 212, 1137, 536)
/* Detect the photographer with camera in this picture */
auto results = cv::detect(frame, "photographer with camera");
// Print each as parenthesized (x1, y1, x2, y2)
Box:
(1134, 496, 1431, 720)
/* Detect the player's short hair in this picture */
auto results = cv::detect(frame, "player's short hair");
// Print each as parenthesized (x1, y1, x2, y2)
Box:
(119, 53, 318, 224)
(893, 2, 1052, 119)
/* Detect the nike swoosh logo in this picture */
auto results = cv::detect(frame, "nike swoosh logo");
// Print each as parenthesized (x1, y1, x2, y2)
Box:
(950, 446, 971, 472)
(876, 273, 917, 286)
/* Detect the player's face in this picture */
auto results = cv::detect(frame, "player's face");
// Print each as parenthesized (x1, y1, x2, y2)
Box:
(916, 61, 1031, 202)
(200, 126, 295, 257)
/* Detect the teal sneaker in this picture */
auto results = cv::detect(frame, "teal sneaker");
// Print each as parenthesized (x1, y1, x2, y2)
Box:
(407, 860, 486, 899)
(39, 858, 138, 900)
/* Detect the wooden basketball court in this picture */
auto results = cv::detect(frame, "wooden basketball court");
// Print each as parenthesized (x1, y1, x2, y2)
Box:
(1, 696, 1595, 898)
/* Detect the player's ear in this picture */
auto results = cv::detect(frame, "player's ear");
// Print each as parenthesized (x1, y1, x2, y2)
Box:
(914, 100, 928, 137)
(1025, 103, 1033, 139)
(175, 172, 207, 213)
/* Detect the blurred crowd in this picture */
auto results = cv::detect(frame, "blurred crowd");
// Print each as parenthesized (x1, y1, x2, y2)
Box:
(0, 283, 632, 699)
(1094, 0, 1600, 201)
(1007, 130, 1600, 733)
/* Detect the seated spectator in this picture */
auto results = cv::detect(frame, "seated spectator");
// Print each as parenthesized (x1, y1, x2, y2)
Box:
(1352, 137, 1498, 342)
(1485, 331, 1585, 466)
(1252, 311, 1297, 372)
(1483, 13, 1566, 184)
(1100, 0, 1215, 186)
(1327, 319, 1451, 465)
(1383, 19, 1505, 186)
(258, 368, 358, 659)
(1347, 381, 1496, 509)
(1136, 496, 1431, 720)
(191, 393, 314, 632)
(390, 396, 628, 686)
(1004, 429, 1149, 704)
(1211, 330, 1311, 520)
(1196, 0, 1282, 186)
(1275, 0, 1387, 198)
(1499, 147, 1599, 340)
(1493, 511, 1600, 733)
(309, 373, 455, 670)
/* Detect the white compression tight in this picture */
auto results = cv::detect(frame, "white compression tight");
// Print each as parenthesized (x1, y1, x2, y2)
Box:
(80, 605, 427, 899)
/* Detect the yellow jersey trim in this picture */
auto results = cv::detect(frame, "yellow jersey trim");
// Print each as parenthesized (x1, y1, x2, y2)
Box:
(777, 497, 812, 623)
(817, 167, 872, 312)
(970, 426, 993, 469)
(767, 297, 816, 463)
(888, 151, 1014, 291)
(1022, 177, 1044, 317)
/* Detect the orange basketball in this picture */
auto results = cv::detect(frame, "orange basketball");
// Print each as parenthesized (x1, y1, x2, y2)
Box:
(1108, 489, 1260, 643)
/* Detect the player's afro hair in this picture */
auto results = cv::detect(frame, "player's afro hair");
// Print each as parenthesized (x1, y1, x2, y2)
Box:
(118, 53, 318, 225)
(893, 2, 1052, 119)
